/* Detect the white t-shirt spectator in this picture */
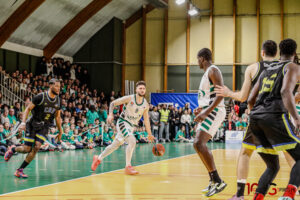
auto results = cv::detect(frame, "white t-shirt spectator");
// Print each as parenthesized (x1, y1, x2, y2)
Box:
(47, 63, 53, 75)
(181, 114, 191, 124)
(70, 68, 76, 80)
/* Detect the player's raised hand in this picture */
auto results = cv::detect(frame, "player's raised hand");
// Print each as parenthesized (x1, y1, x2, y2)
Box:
(107, 114, 114, 124)
(215, 85, 230, 97)
(148, 134, 155, 143)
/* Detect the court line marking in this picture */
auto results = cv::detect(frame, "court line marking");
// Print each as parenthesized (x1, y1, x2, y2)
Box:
(1, 148, 290, 197)
(0, 150, 203, 197)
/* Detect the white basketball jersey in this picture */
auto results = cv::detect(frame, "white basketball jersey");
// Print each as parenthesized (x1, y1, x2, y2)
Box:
(198, 65, 225, 108)
(119, 95, 148, 126)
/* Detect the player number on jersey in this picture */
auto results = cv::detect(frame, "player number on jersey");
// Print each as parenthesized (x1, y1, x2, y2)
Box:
(259, 73, 277, 94)
(45, 114, 51, 120)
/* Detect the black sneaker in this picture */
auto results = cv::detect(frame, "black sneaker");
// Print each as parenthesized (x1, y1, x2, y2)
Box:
(202, 181, 212, 194)
(205, 181, 227, 197)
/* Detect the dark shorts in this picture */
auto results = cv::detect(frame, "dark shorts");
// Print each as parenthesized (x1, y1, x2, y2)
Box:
(242, 126, 257, 150)
(24, 121, 49, 146)
(249, 113, 300, 155)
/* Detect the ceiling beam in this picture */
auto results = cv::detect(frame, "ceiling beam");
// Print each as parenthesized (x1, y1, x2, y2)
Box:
(0, 0, 45, 47)
(125, 4, 155, 29)
(43, 0, 112, 59)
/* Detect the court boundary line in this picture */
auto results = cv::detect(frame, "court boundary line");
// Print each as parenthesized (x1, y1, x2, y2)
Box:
(0, 149, 207, 196)
(0, 148, 245, 197)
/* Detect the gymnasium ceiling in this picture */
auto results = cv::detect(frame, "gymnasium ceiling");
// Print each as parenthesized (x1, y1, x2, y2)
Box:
(0, 0, 151, 57)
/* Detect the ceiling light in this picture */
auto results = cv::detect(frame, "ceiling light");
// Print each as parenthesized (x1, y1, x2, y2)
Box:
(188, 7, 198, 16)
(176, 0, 185, 5)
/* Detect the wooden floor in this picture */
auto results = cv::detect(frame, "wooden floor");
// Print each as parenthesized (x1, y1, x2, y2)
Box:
(0, 143, 299, 200)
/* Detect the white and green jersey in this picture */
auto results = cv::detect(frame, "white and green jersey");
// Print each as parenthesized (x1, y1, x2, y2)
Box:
(296, 104, 300, 116)
(119, 95, 148, 126)
(198, 65, 225, 108)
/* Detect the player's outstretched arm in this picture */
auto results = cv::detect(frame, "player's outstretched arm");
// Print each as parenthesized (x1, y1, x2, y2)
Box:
(215, 63, 255, 102)
(55, 110, 63, 142)
(195, 67, 224, 122)
(281, 63, 300, 127)
(143, 106, 154, 143)
(107, 96, 131, 124)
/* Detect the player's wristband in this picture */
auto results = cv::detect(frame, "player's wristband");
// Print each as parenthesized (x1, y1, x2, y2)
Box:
(20, 122, 26, 126)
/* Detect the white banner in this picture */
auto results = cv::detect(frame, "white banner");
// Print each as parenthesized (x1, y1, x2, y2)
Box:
(225, 131, 245, 143)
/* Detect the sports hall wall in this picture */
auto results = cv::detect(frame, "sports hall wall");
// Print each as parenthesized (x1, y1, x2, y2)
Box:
(74, 18, 122, 94)
(0, 48, 39, 74)
(125, 0, 300, 95)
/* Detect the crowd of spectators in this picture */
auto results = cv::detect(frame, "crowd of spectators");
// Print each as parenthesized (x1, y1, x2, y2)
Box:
(0, 56, 250, 156)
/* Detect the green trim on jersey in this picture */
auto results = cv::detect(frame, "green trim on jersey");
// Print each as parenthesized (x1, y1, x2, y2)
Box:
(134, 95, 144, 106)
(119, 117, 134, 127)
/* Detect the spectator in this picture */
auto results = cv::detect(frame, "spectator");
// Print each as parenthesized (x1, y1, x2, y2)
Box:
(149, 106, 159, 139)
(242, 109, 249, 122)
(102, 126, 112, 146)
(70, 65, 76, 80)
(169, 105, 176, 140)
(235, 117, 247, 131)
(158, 104, 170, 142)
(1, 109, 9, 124)
(61, 125, 76, 150)
(14, 102, 21, 117)
(138, 127, 148, 143)
(46, 59, 53, 76)
(234, 103, 240, 116)
(8, 108, 17, 125)
(0, 124, 8, 155)
(73, 129, 84, 149)
(98, 105, 107, 123)
(175, 125, 190, 142)
(36, 56, 47, 75)
(180, 109, 191, 138)
(225, 116, 236, 131)
(86, 105, 99, 125)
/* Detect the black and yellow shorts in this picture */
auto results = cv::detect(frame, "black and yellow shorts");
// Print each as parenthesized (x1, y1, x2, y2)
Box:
(24, 122, 48, 146)
(242, 126, 257, 150)
(249, 113, 300, 155)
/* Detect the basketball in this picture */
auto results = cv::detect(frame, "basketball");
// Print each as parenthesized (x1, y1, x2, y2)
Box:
(152, 144, 165, 156)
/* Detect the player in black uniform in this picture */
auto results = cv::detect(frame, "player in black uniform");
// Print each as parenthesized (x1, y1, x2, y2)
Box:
(4, 79, 63, 178)
(215, 40, 282, 200)
(248, 39, 300, 200)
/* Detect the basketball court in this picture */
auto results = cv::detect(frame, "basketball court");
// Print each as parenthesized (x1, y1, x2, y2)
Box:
(0, 143, 298, 200)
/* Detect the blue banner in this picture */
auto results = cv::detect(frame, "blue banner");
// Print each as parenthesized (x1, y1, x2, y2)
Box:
(150, 93, 198, 110)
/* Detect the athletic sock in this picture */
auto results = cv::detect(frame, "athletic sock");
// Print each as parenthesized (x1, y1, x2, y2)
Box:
(237, 179, 246, 197)
(18, 161, 29, 170)
(210, 170, 222, 183)
(208, 172, 213, 182)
